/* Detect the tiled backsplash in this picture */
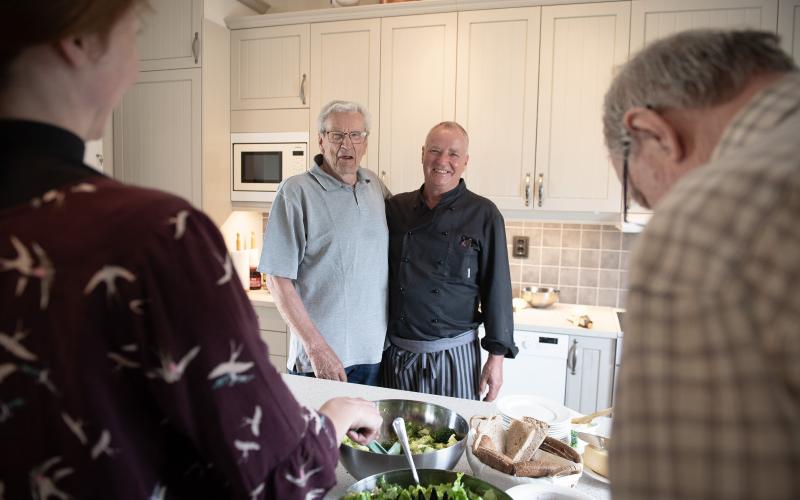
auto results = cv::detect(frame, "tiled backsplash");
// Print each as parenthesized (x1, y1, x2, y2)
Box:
(505, 221, 636, 308)
(262, 214, 635, 308)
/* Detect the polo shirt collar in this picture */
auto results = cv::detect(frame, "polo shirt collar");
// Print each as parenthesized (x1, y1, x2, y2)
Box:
(309, 153, 366, 190)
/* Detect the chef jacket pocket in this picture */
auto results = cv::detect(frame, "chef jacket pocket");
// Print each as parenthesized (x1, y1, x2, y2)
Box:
(447, 236, 478, 281)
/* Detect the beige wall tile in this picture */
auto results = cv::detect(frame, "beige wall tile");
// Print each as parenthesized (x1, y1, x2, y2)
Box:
(562, 230, 581, 248)
(540, 266, 559, 285)
(597, 288, 618, 307)
(542, 229, 562, 247)
(579, 268, 599, 287)
(600, 250, 620, 269)
(560, 267, 579, 286)
(598, 269, 619, 289)
(581, 230, 601, 249)
(559, 286, 577, 304)
(580, 249, 600, 268)
(541, 247, 560, 266)
(521, 266, 540, 284)
(561, 248, 580, 267)
(601, 231, 621, 250)
(578, 287, 598, 305)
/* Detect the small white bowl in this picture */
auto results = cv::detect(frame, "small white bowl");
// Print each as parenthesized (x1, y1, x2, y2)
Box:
(465, 430, 582, 491)
(506, 483, 592, 500)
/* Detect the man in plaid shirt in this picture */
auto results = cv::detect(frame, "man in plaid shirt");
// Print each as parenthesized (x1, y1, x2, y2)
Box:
(603, 30, 800, 499)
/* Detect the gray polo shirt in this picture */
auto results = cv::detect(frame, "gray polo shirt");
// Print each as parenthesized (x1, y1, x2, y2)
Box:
(259, 161, 389, 372)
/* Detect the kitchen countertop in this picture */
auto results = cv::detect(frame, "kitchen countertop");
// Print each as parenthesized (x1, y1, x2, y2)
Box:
(283, 374, 611, 500)
(248, 290, 622, 338)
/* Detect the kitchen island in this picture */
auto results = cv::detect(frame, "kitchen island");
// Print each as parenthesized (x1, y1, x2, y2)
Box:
(282, 374, 611, 499)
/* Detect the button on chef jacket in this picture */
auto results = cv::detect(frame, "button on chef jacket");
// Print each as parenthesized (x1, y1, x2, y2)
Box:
(387, 179, 518, 357)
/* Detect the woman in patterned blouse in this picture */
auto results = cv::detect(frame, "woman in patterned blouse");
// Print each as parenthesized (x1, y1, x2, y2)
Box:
(0, 1, 381, 499)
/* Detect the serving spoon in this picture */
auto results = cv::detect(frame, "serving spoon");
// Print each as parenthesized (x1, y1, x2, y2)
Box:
(392, 417, 420, 485)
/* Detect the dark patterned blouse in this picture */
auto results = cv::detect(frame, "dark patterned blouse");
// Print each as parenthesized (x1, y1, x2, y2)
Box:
(0, 120, 339, 499)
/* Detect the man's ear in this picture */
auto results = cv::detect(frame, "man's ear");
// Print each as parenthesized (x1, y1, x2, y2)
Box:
(623, 107, 685, 163)
(318, 133, 324, 152)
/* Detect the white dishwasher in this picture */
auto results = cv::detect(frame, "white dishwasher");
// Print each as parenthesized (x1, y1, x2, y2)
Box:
(480, 328, 569, 404)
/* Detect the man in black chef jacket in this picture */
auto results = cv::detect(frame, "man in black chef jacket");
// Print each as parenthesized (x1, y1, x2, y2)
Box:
(381, 121, 518, 401)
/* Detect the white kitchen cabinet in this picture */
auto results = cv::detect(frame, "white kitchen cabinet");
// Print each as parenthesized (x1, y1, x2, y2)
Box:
(455, 8, 541, 211)
(631, 0, 779, 54)
(379, 13, 457, 194)
(535, 2, 629, 213)
(231, 24, 310, 110)
(113, 68, 202, 206)
(253, 304, 289, 373)
(565, 335, 616, 414)
(779, 0, 800, 64)
(138, 0, 203, 71)
(310, 19, 381, 172)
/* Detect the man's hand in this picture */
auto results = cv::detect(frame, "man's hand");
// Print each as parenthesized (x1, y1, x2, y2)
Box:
(307, 340, 347, 382)
(479, 354, 504, 402)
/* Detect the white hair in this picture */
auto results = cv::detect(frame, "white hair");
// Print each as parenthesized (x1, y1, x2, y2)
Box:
(603, 30, 796, 160)
(316, 100, 371, 135)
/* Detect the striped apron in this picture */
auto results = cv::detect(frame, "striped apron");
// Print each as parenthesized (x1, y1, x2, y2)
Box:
(380, 330, 482, 400)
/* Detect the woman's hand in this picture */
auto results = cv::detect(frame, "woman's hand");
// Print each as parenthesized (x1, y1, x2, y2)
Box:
(319, 397, 382, 445)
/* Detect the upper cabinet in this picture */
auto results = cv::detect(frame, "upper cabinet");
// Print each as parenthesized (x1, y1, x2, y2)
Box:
(114, 69, 202, 207)
(535, 2, 630, 213)
(310, 19, 381, 172)
(138, 0, 203, 71)
(456, 8, 541, 211)
(379, 13, 458, 194)
(779, 0, 800, 64)
(631, 0, 779, 52)
(231, 24, 310, 110)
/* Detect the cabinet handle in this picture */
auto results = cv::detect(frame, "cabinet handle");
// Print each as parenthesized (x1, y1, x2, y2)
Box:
(381, 170, 387, 183)
(568, 339, 578, 375)
(524, 173, 531, 207)
(96, 153, 104, 168)
(537, 173, 544, 207)
(300, 73, 307, 105)
(192, 32, 199, 64)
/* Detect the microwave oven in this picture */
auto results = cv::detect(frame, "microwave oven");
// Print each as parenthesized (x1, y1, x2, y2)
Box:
(231, 132, 309, 202)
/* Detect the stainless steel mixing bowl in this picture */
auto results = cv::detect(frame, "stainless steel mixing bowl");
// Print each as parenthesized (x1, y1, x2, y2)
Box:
(522, 286, 560, 308)
(339, 399, 468, 480)
(345, 468, 512, 499)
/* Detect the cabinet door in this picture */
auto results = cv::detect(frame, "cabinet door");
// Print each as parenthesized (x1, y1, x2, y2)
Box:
(380, 13, 457, 194)
(310, 19, 381, 173)
(565, 335, 616, 414)
(113, 69, 202, 207)
(631, 0, 779, 53)
(779, 0, 800, 64)
(455, 8, 541, 211)
(231, 24, 310, 110)
(138, 0, 203, 71)
(535, 2, 630, 212)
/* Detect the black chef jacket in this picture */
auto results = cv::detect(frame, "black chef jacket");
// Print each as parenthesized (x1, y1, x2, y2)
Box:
(386, 180, 518, 358)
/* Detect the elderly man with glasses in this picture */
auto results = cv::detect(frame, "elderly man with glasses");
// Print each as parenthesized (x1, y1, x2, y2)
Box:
(603, 30, 800, 499)
(259, 100, 390, 385)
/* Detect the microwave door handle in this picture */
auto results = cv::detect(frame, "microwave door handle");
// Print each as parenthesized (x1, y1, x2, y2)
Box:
(300, 74, 307, 105)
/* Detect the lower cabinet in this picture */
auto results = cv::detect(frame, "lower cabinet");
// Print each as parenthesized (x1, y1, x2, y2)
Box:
(253, 304, 289, 373)
(565, 335, 616, 414)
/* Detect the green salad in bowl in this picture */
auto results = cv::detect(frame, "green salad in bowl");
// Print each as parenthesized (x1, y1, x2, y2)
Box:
(344, 470, 510, 500)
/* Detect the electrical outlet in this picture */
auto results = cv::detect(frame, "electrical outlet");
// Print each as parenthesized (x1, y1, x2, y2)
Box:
(512, 236, 529, 258)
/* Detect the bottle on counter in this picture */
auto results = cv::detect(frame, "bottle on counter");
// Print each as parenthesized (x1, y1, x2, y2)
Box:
(249, 266, 261, 290)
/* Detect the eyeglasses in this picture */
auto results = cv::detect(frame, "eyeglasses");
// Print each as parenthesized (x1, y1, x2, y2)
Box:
(622, 139, 631, 223)
(324, 130, 369, 144)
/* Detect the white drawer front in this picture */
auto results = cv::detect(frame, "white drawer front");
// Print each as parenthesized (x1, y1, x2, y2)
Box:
(260, 329, 287, 357)
(254, 306, 287, 332)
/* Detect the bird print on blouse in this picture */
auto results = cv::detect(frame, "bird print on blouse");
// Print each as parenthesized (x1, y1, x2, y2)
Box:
(0, 363, 16, 382)
(207, 341, 254, 389)
(84, 265, 136, 301)
(234, 440, 260, 463)
(285, 456, 323, 488)
(242, 405, 262, 437)
(249, 483, 264, 500)
(19, 364, 58, 395)
(146, 346, 200, 384)
(90, 429, 117, 460)
(61, 413, 88, 445)
(0, 398, 25, 423)
(29, 456, 73, 500)
(0, 236, 54, 309)
(149, 483, 166, 500)
(128, 299, 146, 315)
(0, 320, 36, 361)
(30, 189, 65, 209)
(69, 183, 97, 194)
(167, 210, 190, 240)
(304, 488, 325, 500)
(216, 253, 233, 286)
(107, 351, 140, 371)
